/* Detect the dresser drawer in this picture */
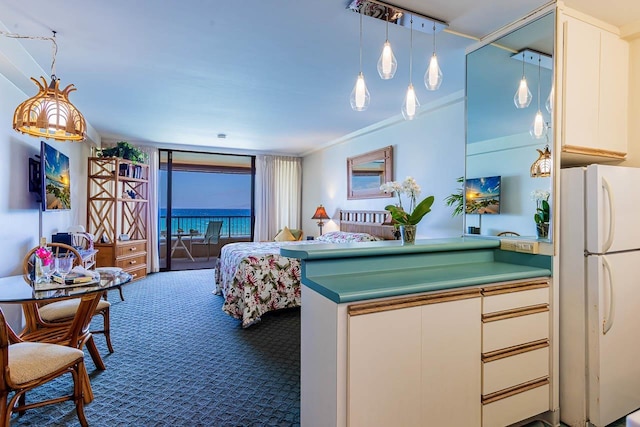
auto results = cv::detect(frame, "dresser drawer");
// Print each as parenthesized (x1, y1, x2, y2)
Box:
(116, 241, 146, 258)
(125, 264, 147, 281)
(483, 345, 549, 395)
(116, 253, 146, 270)
(483, 309, 549, 353)
(483, 287, 548, 314)
(483, 381, 549, 427)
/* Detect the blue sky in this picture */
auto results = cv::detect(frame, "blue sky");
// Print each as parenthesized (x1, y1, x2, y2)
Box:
(159, 171, 251, 209)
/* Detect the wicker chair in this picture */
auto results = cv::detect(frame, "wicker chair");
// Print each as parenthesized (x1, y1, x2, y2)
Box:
(497, 231, 520, 237)
(22, 243, 114, 356)
(0, 307, 88, 426)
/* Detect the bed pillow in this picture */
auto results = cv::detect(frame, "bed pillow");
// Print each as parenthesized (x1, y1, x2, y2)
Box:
(274, 227, 297, 242)
(316, 231, 381, 243)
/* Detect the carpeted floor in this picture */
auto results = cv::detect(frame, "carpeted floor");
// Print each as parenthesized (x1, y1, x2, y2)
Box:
(10, 269, 300, 426)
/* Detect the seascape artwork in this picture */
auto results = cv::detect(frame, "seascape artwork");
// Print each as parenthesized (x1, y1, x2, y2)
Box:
(43, 143, 71, 210)
(465, 176, 500, 214)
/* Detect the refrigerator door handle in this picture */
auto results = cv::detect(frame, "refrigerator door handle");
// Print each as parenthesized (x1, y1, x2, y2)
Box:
(602, 177, 615, 253)
(602, 255, 616, 335)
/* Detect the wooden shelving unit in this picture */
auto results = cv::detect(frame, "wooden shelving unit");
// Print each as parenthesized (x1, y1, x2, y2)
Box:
(87, 157, 149, 281)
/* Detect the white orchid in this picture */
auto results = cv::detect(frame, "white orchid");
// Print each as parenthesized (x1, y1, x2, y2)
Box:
(530, 189, 550, 202)
(380, 177, 434, 226)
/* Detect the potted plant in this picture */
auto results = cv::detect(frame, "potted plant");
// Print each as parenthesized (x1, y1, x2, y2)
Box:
(444, 176, 464, 217)
(531, 189, 550, 238)
(98, 141, 147, 164)
(380, 177, 434, 244)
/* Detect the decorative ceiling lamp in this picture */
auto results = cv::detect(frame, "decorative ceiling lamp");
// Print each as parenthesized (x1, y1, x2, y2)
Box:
(531, 145, 552, 178)
(377, 9, 397, 80)
(545, 84, 554, 113)
(350, 11, 371, 111)
(514, 51, 532, 109)
(530, 54, 547, 139)
(402, 15, 419, 120)
(6, 31, 86, 142)
(424, 22, 443, 91)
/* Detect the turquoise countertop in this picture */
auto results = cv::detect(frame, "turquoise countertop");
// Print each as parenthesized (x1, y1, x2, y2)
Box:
(281, 238, 551, 304)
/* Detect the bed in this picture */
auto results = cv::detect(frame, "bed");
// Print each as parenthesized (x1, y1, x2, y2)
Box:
(214, 210, 395, 327)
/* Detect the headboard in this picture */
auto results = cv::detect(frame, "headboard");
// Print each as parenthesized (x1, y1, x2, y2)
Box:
(339, 210, 397, 240)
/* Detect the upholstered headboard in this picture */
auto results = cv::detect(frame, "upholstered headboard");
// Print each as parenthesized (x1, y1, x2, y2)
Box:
(339, 210, 397, 240)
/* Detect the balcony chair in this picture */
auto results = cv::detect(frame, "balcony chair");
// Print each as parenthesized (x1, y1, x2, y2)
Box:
(22, 243, 114, 356)
(191, 221, 223, 260)
(0, 308, 89, 426)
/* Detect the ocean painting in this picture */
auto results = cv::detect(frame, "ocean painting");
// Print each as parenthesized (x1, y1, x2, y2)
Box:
(43, 143, 71, 210)
(465, 176, 500, 214)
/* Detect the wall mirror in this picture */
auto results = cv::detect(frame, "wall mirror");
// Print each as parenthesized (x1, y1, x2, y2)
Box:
(347, 145, 393, 200)
(465, 11, 554, 242)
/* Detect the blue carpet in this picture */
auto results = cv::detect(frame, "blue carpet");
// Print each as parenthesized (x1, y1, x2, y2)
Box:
(10, 269, 301, 426)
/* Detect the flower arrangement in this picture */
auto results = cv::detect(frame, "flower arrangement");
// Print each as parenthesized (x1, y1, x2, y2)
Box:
(531, 189, 550, 224)
(380, 176, 434, 225)
(35, 246, 54, 267)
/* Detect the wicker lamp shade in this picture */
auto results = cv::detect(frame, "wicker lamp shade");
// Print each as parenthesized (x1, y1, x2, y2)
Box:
(13, 76, 86, 142)
(530, 145, 552, 178)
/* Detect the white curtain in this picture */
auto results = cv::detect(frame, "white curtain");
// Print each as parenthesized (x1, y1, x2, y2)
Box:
(254, 155, 302, 242)
(146, 148, 160, 272)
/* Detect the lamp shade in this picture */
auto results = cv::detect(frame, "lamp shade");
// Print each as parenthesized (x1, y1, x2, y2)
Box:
(530, 145, 552, 178)
(13, 76, 86, 142)
(311, 205, 330, 220)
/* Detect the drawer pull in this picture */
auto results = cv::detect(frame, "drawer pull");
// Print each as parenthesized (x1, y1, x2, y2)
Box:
(130, 260, 137, 265)
(129, 247, 137, 251)
(132, 273, 137, 277)
(482, 377, 549, 405)
(482, 304, 549, 323)
(482, 339, 549, 363)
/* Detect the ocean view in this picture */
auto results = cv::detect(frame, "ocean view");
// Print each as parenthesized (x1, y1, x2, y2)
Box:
(160, 208, 252, 236)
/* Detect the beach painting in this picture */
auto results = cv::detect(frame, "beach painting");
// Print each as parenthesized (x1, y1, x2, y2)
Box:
(465, 176, 500, 214)
(43, 142, 71, 210)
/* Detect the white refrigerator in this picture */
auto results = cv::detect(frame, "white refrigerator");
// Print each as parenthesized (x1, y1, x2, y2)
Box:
(560, 165, 640, 427)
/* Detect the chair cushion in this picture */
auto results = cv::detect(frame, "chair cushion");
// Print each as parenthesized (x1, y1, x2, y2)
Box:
(274, 227, 296, 242)
(39, 298, 111, 322)
(8, 342, 84, 385)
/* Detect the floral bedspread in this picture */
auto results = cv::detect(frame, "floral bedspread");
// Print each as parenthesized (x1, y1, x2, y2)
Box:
(214, 232, 380, 327)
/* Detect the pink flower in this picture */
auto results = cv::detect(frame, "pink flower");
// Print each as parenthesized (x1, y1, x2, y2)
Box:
(35, 247, 53, 266)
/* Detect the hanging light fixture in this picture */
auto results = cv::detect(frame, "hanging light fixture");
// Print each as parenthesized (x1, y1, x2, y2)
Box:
(514, 52, 533, 109)
(545, 84, 554, 114)
(6, 31, 86, 142)
(350, 11, 370, 111)
(531, 145, 552, 178)
(377, 10, 397, 79)
(530, 54, 547, 139)
(402, 15, 420, 120)
(424, 22, 443, 91)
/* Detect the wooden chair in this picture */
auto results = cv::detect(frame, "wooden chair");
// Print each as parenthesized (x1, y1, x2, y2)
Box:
(191, 221, 223, 260)
(0, 308, 88, 426)
(497, 231, 521, 237)
(22, 243, 114, 355)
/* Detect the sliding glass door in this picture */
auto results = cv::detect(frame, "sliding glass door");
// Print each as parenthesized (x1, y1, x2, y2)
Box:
(159, 150, 255, 271)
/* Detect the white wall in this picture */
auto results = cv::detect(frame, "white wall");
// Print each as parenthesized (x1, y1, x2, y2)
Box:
(302, 93, 466, 239)
(0, 74, 91, 278)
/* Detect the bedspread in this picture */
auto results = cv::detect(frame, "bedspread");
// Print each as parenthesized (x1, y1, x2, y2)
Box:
(214, 232, 380, 327)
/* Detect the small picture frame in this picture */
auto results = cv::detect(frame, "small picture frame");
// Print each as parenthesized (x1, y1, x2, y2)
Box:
(119, 234, 130, 241)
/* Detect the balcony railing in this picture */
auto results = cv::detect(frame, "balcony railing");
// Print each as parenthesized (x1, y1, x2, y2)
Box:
(160, 215, 252, 238)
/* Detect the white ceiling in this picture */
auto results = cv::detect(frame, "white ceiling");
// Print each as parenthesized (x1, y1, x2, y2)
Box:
(0, 0, 637, 155)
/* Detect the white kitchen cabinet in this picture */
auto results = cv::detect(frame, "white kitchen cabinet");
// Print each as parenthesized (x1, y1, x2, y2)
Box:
(561, 13, 629, 162)
(348, 289, 482, 427)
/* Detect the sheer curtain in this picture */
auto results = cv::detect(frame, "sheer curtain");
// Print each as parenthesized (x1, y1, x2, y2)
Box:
(254, 155, 302, 242)
(145, 148, 160, 272)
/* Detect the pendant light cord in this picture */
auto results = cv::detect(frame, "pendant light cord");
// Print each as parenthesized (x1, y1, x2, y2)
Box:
(385, 10, 389, 41)
(0, 30, 57, 77)
(521, 52, 525, 78)
(537, 54, 541, 110)
(432, 22, 436, 54)
(409, 15, 413, 81)
(359, 12, 363, 73)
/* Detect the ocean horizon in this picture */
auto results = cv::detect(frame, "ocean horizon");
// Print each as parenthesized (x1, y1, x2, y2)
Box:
(159, 208, 251, 217)
(159, 208, 252, 235)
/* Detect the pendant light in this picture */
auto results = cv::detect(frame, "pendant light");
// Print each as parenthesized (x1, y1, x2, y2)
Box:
(377, 10, 397, 79)
(514, 52, 532, 109)
(530, 144, 552, 178)
(402, 15, 420, 120)
(530, 54, 547, 139)
(424, 22, 443, 91)
(350, 12, 370, 111)
(545, 84, 554, 114)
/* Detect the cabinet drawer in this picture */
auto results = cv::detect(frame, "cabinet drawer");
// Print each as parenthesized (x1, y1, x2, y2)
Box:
(483, 346, 549, 395)
(483, 287, 548, 314)
(125, 264, 147, 281)
(116, 241, 147, 257)
(482, 382, 549, 427)
(483, 310, 549, 353)
(116, 253, 146, 269)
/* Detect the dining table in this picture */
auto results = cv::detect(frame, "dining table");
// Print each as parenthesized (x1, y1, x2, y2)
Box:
(0, 271, 132, 403)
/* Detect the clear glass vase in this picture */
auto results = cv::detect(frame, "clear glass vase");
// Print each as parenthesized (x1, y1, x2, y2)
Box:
(536, 222, 549, 239)
(400, 225, 417, 245)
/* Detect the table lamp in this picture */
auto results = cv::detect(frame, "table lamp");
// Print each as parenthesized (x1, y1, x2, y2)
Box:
(311, 205, 330, 235)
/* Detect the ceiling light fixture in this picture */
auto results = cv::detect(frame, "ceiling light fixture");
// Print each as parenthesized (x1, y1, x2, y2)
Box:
(530, 54, 547, 139)
(1, 30, 86, 142)
(530, 144, 552, 178)
(545, 84, 554, 114)
(514, 51, 533, 109)
(402, 15, 419, 120)
(424, 22, 443, 91)
(377, 9, 397, 80)
(350, 11, 370, 111)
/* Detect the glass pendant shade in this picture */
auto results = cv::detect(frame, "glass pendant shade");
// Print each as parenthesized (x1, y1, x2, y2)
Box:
(350, 72, 370, 111)
(13, 76, 86, 142)
(424, 54, 442, 91)
(377, 41, 397, 79)
(545, 85, 554, 114)
(530, 145, 552, 178)
(402, 84, 420, 120)
(530, 110, 547, 139)
(514, 78, 533, 108)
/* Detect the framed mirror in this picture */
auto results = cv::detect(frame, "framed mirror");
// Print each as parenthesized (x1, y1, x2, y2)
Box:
(347, 146, 393, 200)
(465, 11, 554, 242)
